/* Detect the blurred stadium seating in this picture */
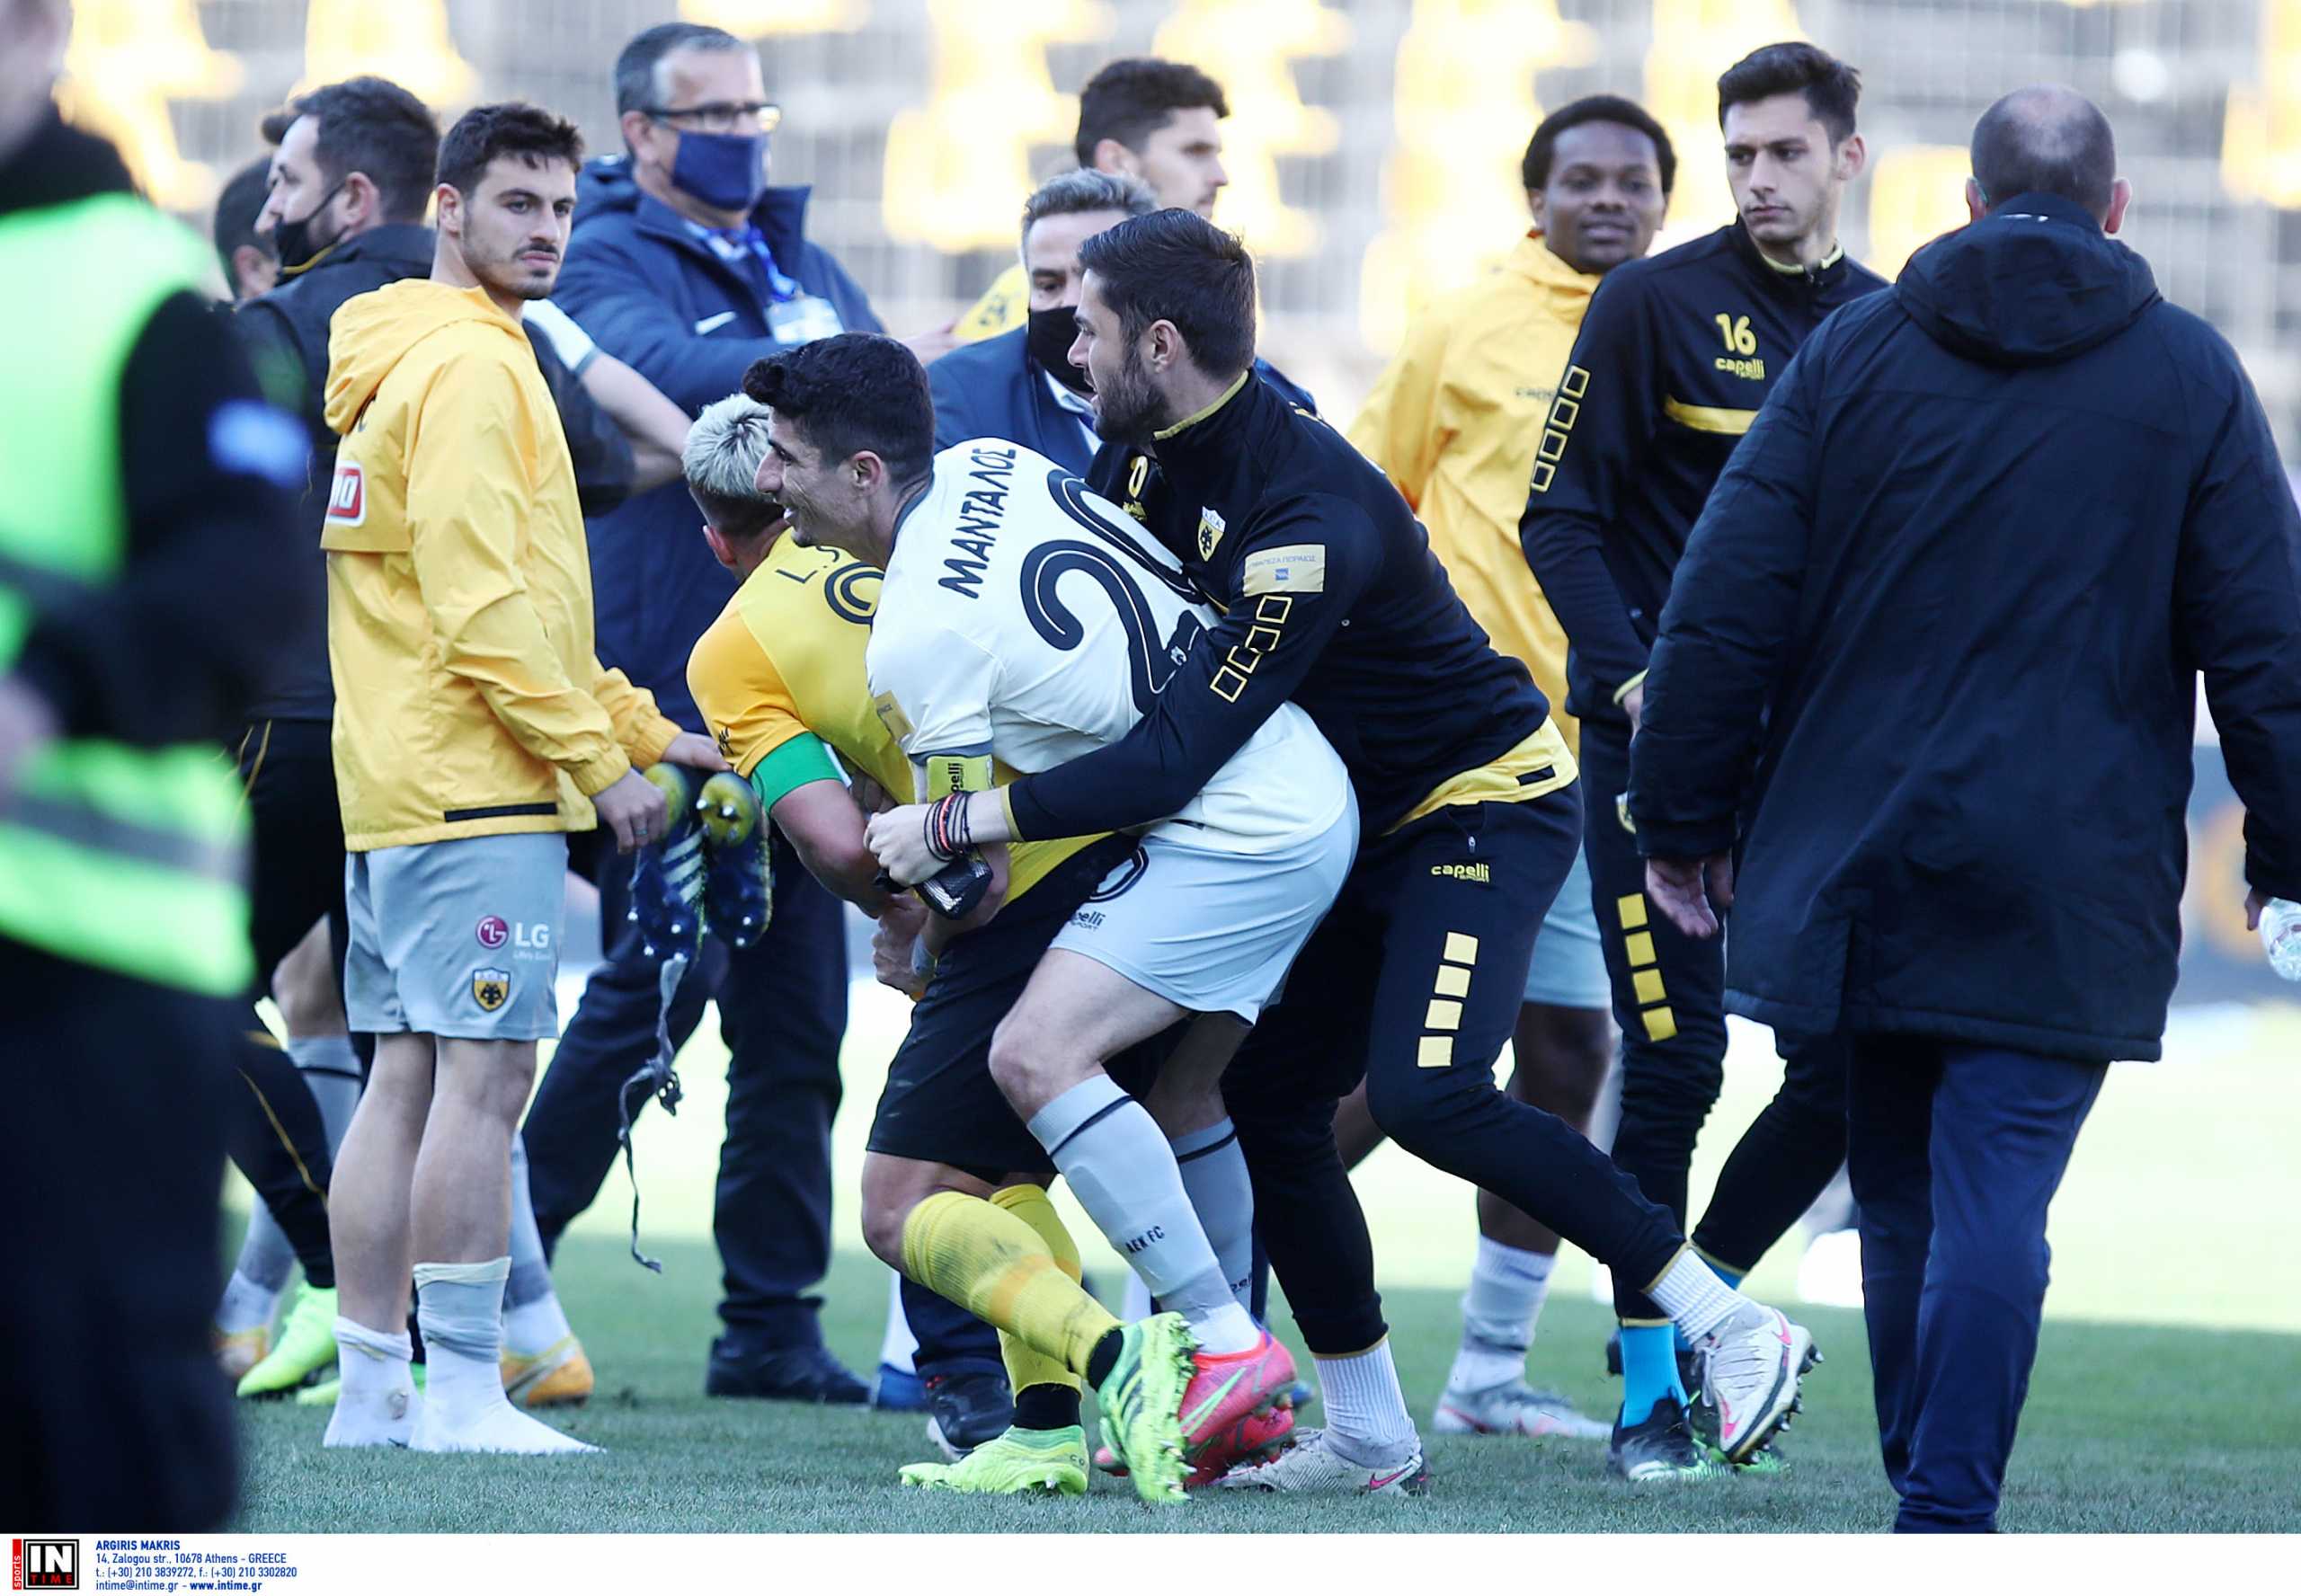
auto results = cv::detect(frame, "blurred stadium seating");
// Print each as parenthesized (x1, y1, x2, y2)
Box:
(57, 0, 2301, 453)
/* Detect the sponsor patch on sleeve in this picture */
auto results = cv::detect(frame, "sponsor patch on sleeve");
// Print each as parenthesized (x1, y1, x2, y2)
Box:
(1241, 544, 1326, 597)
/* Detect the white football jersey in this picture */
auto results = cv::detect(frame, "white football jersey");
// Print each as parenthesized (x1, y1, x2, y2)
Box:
(868, 439, 1349, 852)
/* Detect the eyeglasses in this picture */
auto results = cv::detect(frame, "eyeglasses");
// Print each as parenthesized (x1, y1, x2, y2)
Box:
(644, 101, 781, 136)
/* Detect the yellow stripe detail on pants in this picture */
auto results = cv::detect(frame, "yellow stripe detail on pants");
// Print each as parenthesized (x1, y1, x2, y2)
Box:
(1433, 964, 1470, 998)
(1417, 1035, 1453, 1068)
(1641, 1005, 1678, 1042)
(1425, 998, 1462, 1031)
(1623, 930, 1655, 966)
(1443, 931, 1479, 964)
(1616, 894, 1648, 930)
(1631, 968, 1667, 1006)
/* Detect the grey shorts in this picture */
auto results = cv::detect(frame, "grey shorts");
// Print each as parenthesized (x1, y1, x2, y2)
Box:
(1523, 843, 1611, 1009)
(1050, 801, 1358, 1024)
(343, 832, 566, 1041)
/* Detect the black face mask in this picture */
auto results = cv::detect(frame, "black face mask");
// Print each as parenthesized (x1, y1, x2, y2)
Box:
(271, 181, 346, 275)
(1026, 304, 1092, 396)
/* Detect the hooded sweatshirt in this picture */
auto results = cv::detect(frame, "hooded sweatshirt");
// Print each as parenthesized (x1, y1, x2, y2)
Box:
(1627, 191, 2301, 1062)
(322, 279, 677, 852)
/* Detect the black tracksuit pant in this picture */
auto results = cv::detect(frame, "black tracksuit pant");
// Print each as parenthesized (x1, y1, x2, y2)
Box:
(2, 938, 238, 1530)
(1222, 790, 1684, 1354)
(525, 828, 848, 1349)
(1579, 719, 1852, 1320)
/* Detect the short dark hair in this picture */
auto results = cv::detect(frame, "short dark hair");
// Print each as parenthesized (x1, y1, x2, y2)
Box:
(742, 334, 934, 484)
(1716, 42, 1861, 146)
(615, 22, 750, 119)
(1970, 86, 2118, 218)
(1077, 209, 1255, 379)
(257, 76, 439, 224)
(1074, 58, 1230, 169)
(1523, 94, 1677, 197)
(212, 155, 274, 279)
(436, 103, 585, 200)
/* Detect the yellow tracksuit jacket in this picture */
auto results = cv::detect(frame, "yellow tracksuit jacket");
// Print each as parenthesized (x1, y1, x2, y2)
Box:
(1349, 231, 1603, 756)
(321, 279, 678, 851)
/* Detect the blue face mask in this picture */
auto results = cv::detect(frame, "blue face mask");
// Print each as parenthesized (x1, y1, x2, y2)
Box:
(670, 130, 768, 214)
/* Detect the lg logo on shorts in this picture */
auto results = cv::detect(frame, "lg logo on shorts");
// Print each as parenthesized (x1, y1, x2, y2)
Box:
(475, 918, 551, 952)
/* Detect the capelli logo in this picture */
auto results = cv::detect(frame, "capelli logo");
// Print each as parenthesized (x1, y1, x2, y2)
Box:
(1431, 862, 1490, 884)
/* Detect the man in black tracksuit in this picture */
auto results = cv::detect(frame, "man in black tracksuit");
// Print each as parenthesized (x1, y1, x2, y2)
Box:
(1520, 41, 1883, 1477)
(955, 210, 1817, 1491)
(1629, 88, 2301, 1532)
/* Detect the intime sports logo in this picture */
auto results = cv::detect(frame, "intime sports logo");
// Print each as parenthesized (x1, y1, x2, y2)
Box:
(12, 1538, 78, 1590)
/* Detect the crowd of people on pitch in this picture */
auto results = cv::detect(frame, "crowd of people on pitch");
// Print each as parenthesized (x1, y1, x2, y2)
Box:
(25, 6, 2287, 1535)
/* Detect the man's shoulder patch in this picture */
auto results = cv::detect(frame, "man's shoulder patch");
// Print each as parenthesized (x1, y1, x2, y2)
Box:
(1242, 544, 1326, 596)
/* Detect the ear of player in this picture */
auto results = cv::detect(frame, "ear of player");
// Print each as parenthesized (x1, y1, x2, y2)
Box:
(626, 764, 774, 959)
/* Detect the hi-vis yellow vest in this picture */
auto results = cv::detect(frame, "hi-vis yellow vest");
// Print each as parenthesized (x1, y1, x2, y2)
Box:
(0, 193, 255, 995)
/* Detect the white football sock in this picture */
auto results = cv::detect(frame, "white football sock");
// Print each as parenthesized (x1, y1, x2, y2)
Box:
(879, 1268, 918, 1375)
(502, 1139, 572, 1353)
(1646, 1248, 1756, 1343)
(285, 1033, 362, 1152)
(1314, 1341, 1418, 1465)
(1121, 1271, 1154, 1322)
(1027, 1076, 1257, 1354)
(1448, 1236, 1554, 1390)
(413, 1257, 595, 1454)
(1171, 1118, 1255, 1314)
(217, 1246, 289, 1333)
(324, 1317, 418, 1448)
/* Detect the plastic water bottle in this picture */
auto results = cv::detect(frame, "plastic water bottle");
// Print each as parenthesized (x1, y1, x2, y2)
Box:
(2261, 897, 2301, 981)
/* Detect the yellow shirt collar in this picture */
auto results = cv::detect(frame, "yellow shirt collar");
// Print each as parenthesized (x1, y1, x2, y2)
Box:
(1755, 238, 1845, 275)
(1154, 368, 1252, 441)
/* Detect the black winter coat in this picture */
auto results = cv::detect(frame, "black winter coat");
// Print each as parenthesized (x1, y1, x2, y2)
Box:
(1629, 192, 2301, 1062)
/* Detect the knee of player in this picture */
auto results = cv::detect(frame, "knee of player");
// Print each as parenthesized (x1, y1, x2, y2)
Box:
(1363, 1064, 1452, 1148)
(858, 1175, 916, 1269)
(986, 1015, 1075, 1120)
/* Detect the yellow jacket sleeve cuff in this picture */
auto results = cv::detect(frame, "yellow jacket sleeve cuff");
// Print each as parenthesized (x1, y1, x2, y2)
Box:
(571, 745, 632, 798)
(627, 714, 680, 773)
(1612, 669, 1649, 706)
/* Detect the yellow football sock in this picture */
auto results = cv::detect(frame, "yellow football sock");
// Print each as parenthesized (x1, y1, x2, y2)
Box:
(902, 1190, 1117, 1379)
(990, 1184, 1084, 1400)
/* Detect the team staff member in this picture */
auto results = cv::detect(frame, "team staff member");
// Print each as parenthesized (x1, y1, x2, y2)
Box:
(1520, 41, 1882, 1481)
(875, 211, 1820, 1494)
(1345, 93, 1675, 1446)
(937, 168, 1312, 474)
(0, 0, 307, 1526)
(318, 103, 720, 1455)
(1630, 87, 2301, 1532)
(532, 20, 915, 1401)
(954, 57, 1232, 341)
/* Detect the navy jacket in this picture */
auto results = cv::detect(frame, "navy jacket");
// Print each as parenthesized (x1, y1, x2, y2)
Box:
(1629, 193, 2301, 1062)
(555, 157, 882, 726)
(929, 328, 1321, 476)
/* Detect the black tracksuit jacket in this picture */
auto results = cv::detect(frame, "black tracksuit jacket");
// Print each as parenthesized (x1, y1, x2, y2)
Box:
(1520, 222, 1886, 729)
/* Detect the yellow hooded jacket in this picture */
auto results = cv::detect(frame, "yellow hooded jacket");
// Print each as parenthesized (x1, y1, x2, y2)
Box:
(1349, 232, 1602, 756)
(321, 279, 678, 852)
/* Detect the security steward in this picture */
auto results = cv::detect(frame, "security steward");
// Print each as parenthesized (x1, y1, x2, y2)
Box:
(1518, 41, 1884, 1473)
(0, 0, 305, 1530)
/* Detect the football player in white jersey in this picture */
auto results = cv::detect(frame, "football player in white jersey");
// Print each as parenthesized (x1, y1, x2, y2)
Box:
(746, 333, 1355, 1499)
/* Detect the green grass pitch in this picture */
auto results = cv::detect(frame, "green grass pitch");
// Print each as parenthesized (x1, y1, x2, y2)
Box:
(224, 989, 2301, 1533)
